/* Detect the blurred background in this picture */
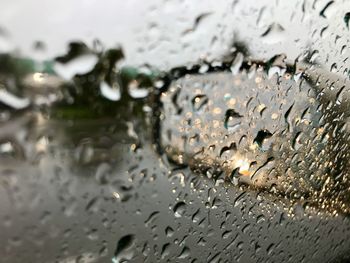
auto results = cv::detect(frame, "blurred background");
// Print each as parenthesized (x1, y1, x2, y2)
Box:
(0, 0, 349, 262)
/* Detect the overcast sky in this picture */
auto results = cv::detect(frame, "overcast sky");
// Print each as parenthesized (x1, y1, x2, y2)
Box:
(0, 0, 348, 72)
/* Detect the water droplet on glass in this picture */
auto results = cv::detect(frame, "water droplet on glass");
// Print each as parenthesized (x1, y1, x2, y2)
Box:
(128, 80, 149, 99)
(261, 23, 285, 44)
(54, 53, 98, 80)
(192, 94, 208, 111)
(230, 53, 244, 75)
(224, 108, 242, 132)
(165, 226, 174, 237)
(100, 81, 121, 101)
(0, 88, 30, 109)
(112, 234, 135, 263)
(344, 12, 350, 29)
(173, 201, 186, 218)
(177, 246, 190, 259)
(161, 243, 171, 259)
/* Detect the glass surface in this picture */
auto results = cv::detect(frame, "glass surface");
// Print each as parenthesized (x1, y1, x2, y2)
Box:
(0, 1, 350, 262)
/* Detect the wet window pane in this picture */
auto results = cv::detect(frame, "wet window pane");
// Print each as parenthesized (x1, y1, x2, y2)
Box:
(0, 1, 350, 262)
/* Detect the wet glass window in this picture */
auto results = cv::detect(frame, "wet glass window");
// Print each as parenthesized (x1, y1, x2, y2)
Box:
(0, 1, 350, 262)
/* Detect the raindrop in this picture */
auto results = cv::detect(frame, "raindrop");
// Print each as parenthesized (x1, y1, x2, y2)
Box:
(260, 23, 285, 44)
(0, 141, 17, 157)
(112, 234, 135, 263)
(230, 53, 244, 75)
(191, 209, 201, 223)
(345, 12, 350, 29)
(173, 201, 186, 218)
(309, 50, 319, 63)
(144, 211, 159, 227)
(330, 63, 337, 73)
(233, 192, 246, 207)
(128, 80, 149, 99)
(85, 197, 100, 213)
(224, 109, 243, 131)
(161, 243, 171, 259)
(199, 64, 209, 74)
(222, 230, 232, 239)
(177, 246, 190, 259)
(165, 226, 174, 237)
(219, 143, 237, 158)
(99, 243, 108, 257)
(87, 228, 99, 240)
(319, 1, 335, 18)
(182, 13, 212, 35)
(100, 81, 121, 101)
(292, 131, 303, 150)
(267, 243, 275, 256)
(253, 130, 273, 151)
(0, 88, 30, 109)
(191, 94, 208, 111)
(267, 54, 287, 78)
(54, 53, 98, 80)
(256, 214, 265, 224)
(208, 252, 221, 263)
